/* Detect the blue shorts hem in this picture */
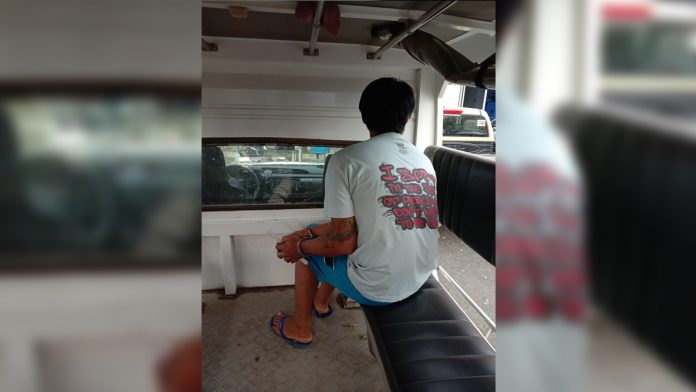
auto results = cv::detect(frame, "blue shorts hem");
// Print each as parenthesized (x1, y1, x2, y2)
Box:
(304, 254, 391, 307)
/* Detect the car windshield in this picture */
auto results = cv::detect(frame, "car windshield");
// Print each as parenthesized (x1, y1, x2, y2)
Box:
(443, 114, 489, 137)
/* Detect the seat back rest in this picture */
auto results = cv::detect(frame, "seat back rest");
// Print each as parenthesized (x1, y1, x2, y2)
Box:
(558, 106, 696, 383)
(424, 146, 496, 265)
(202, 145, 242, 204)
(302, 153, 332, 203)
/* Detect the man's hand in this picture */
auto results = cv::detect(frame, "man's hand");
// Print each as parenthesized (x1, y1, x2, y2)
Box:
(287, 228, 313, 240)
(281, 229, 310, 244)
(275, 235, 302, 263)
(299, 217, 358, 257)
(275, 218, 358, 262)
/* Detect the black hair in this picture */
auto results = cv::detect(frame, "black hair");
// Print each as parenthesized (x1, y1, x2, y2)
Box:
(359, 77, 415, 134)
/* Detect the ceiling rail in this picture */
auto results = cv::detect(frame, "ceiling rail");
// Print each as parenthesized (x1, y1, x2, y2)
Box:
(304, 0, 325, 56)
(202, 2, 495, 35)
(367, 0, 458, 60)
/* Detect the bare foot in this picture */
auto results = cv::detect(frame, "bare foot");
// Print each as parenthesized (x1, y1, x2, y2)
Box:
(271, 313, 312, 343)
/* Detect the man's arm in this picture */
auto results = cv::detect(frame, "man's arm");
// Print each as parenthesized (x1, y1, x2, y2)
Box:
(275, 217, 357, 262)
(286, 221, 332, 240)
(302, 217, 358, 257)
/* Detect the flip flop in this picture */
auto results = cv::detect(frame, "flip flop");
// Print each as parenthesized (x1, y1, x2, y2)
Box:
(314, 304, 333, 319)
(269, 314, 312, 349)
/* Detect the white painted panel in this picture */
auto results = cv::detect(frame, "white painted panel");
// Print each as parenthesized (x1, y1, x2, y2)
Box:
(202, 236, 223, 290)
(39, 340, 165, 392)
(0, 272, 200, 392)
(202, 209, 327, 237)
(202, 38, 424, 144)
(415, 68, 438, 151)
(0, 342, 39, 392)
(202, 75, 419, 143)
(0, 0, 199, 81)
(203, 117, 415, 142)
(220, 235, 236, 294)
(528, 0, 578, 115)
(203, 61, 418, 82)
(201, 209, 329, 289)
(234, 235, 296, 287)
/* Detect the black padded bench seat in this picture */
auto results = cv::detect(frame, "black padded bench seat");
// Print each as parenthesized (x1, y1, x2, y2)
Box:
(362, 146, 496, 392)
(362, 277, 495, 392)
(558, 106, 696, 382)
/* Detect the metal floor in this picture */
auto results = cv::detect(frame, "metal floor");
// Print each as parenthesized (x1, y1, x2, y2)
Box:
(202, 228, 495, 391)
(202, 287, 388, 392)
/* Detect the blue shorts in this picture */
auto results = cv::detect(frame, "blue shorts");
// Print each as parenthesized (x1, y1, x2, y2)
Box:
(304, 254, 391, 306)
(304, 225, 390, 307)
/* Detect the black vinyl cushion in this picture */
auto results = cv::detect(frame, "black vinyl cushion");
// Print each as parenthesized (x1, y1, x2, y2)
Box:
(559, 107, 696, 383)
(425, 146, 495, 265)
(362, 277, 495, 392)
(303, 154, 333, 203)
(361, 146, 496, 392)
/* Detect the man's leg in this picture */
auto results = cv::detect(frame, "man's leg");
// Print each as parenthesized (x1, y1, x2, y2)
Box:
(271, 261, 316, 343)
(314, 282, 335, 313)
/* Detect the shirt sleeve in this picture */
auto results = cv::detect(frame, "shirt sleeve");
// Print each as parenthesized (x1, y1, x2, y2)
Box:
(323, 154, 355, 218)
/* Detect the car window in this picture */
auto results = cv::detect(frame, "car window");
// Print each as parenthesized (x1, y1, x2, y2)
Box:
(604, 23, 696, 76)
(443, 114, 489, 137)
(1, 93, 200, 266)
(202, 140, 347, 209)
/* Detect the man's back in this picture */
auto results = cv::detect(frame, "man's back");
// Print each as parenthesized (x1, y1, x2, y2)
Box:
(324, 132, 439, 302)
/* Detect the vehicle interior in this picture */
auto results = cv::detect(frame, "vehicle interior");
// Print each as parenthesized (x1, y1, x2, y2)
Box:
(201, 1, 497, 391)
(2, 1, 695, 391)
(202, 1, 696, 391)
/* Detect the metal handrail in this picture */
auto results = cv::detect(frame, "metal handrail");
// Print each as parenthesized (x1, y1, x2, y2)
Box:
(304, 0, 325, 56)
(438, 266, 496, 331)
(367, 0, 457, 59)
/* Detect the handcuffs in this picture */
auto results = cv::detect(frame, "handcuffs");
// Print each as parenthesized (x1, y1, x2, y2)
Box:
(296, 227, 316, 259)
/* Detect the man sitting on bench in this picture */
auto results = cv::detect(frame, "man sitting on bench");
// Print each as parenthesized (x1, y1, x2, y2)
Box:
(272, 77, 440, 348)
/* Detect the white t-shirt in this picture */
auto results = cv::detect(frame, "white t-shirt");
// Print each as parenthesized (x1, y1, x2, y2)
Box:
(496, 83, 587, 392)
(324, 132, 439, 302)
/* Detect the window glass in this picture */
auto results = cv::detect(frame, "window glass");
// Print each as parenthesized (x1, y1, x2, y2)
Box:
(443, 114, 489, 137)
(1, 94, 200, 265)
(603, 23, 696, 76)
(203, 141, 345, 209)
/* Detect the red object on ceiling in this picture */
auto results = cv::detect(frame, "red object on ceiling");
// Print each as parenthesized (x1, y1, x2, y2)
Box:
(601, 3, 652, 21)
(294, 1, 341, 36)
(295, 1, 315, 22)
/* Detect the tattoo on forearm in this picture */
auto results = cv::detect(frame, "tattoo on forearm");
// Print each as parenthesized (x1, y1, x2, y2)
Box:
(331, 219, 356, 242)
(321, 219, 356, 248)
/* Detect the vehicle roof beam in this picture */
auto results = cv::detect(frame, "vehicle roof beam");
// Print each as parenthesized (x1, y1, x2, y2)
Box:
(367, 0, 458, 60)
(202, 2, 496, 35)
